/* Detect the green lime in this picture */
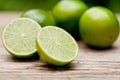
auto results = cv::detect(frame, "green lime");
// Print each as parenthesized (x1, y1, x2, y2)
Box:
(21, 9, 56, 27)
(52, 0, 88, 39)
(36, 26, 78, 66)
(80, 6, 120, 48)
(2, 18, 41, 58)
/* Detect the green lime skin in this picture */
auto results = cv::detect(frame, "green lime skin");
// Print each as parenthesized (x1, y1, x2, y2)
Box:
(21, 9, 56, 27)
(52, 0, 88, 40)
(80, 6, 120, 48)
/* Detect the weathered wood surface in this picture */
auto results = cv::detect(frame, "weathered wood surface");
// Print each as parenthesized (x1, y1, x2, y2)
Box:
(0, 12, 120, 80)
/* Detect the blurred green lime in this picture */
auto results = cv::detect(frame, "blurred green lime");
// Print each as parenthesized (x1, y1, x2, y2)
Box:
(80, 6, 119, 48)
(52, 0, 88, 40)
(21, 9, 56, 27)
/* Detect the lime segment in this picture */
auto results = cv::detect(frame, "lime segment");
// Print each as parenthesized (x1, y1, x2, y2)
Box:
(2, 18, 41, 58)
(36, 26, 78, 66)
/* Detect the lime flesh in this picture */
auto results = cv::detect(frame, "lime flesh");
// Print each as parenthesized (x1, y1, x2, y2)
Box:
(2, 18, 41, 58)
(36, 26, 78, 66)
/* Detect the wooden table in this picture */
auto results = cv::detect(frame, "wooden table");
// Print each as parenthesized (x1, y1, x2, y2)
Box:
(0, 12, 120, 80)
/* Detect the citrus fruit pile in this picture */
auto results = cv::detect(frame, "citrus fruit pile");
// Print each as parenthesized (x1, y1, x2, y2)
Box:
(2, 0, 120, 66)
(2, 18, 78, 66)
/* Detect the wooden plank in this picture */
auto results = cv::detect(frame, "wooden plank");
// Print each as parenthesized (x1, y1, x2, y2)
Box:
(0, 12, 120, 80)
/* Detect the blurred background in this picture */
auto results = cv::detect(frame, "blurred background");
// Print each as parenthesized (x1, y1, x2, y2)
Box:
(0, 0, 120, 13)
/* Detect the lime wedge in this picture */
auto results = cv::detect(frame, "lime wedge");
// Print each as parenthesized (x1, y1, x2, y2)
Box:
(2, 18, 41, 58)
(36, 26, 78, 66)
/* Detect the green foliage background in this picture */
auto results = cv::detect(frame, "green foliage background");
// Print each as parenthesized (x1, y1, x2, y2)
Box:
(0, 0, 59, 11)
(0, 0, 120, 12)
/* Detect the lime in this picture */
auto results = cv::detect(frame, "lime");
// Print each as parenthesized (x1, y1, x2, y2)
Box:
(80, 6, 120, 48)
(52, 0, 88, 39)
(2, 18, 41, 58)
(36, 26, 78, 66)
(21, 9, 56, 27)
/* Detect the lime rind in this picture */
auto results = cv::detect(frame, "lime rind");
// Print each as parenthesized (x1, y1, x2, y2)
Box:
(2, 18, 41, 58)
(36, 26, 78, 66)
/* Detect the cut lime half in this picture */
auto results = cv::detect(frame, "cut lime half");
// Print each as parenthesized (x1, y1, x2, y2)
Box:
(36, 26, 78, 66)
(2, 18, 41, 58)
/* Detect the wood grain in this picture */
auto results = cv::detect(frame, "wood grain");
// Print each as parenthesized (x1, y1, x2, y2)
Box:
(0, 12, 120, 80)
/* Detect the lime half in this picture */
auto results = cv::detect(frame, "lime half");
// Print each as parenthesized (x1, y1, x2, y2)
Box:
(36, 26, 78, 66)
(2, 18, 41, 58)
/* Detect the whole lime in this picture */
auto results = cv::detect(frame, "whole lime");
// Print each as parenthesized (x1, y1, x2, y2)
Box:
(21, 9, 56, 27)
(80, 6, 119, 48)
(52, 0, 88, 39)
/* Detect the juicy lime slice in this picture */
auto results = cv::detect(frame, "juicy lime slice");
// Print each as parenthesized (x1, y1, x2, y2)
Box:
(36, 26, 78, 66)
(2, 18, 41, 58)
